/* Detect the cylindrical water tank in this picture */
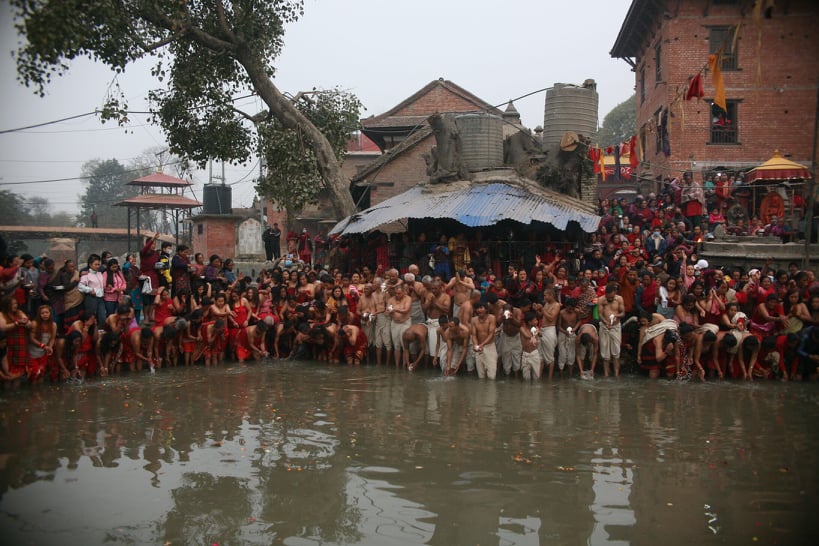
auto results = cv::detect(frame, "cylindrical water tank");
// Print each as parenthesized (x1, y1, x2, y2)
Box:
(455, 113, 504, 172)
(203, 184, 232, 214)
(542, 81, 599, 151)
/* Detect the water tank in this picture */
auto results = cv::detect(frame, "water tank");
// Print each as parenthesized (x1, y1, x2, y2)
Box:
(455, 113, 504, 171)
(203, 184, 232, 214)
(542, 81, 599, 151)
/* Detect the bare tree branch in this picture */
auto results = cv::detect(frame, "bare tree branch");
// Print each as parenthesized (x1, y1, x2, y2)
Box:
(232, 106, 270, 124)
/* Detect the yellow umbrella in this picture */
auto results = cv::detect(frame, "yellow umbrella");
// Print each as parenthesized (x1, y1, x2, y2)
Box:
(746, 150, 811, 184)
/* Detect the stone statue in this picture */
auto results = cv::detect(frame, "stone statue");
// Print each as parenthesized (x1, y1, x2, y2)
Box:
(504, 130, 544, 178)
(536, 132, 592, 200)
(424, 113, 470, 184)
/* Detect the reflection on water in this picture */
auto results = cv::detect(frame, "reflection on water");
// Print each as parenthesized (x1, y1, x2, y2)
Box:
(0, 363, 817, 545)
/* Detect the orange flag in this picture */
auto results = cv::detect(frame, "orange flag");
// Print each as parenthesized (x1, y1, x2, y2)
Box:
(708, 54, 727, 112)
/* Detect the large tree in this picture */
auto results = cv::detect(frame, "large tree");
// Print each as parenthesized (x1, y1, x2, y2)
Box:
(12, 0, 358, 220)
(258, 89, 362, 216)
(597, 94, 636, 147)
(0, 190, 30, 226)
(78, 159, 136, 228)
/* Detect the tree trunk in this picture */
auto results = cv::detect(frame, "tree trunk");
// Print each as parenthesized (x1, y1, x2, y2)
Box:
(235, 49, 357, 220)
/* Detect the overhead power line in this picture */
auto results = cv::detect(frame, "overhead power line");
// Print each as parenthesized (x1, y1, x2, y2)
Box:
(0, 112, 99, 134)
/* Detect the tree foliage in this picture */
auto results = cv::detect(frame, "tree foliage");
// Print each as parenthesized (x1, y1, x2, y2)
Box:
(0, 190, 31, 225)
(12, 0, 358, 219)
(0, 190, 77, 227)
(597, 94, 636, 147)
(258, 89, 362, 214)
(78, 159, 137, 228)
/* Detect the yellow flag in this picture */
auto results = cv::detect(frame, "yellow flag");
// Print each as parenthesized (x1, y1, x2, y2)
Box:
(708, 54, 727, 112)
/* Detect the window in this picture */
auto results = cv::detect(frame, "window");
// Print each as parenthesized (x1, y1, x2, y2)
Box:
(654, 108, 663, 154)
(640, 67, 646, 104)
(197, 223, 203, 235)
(709, 100, 739, 144)
(640, 125, 647, 164)
(709, 26, 738, 71)
(655, 42, 662, 82)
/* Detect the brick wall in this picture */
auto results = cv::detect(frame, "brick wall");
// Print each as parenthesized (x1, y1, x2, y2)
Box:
(632, 0, 818, 180)
(191, 216, 237, 260)
(365, 135, 435, 205)
(397, 86, 486, 117)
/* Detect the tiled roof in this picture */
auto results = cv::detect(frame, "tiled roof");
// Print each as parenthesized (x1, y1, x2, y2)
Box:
(610, 0, 659, 59)
(345, 132, 382, 153)
(350, 126, 433, 185)
(128, 172, 193, 187)
(361, 79, 504, 129)
(114, 194, 201, 209)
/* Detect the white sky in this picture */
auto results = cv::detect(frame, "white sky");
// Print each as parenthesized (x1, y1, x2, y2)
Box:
(0, 0, 636, 216)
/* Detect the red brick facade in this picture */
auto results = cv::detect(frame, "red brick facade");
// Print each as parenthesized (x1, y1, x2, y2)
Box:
(191, 215, 239, 260)
(361, 135, 435, 204)
(613, 0, 818, 181)
(357, 79, 507, 207)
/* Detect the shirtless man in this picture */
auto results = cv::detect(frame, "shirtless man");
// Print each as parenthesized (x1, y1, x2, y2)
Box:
(384, 268, 401, 292)
(404, 272, 427, 326)
(471, 301, 498, 379)
(447, 269, 475, 318)
(575, 322, 599, 377)
(557, 298, 580, 377)
(486, 291, 508, 324)
(500, 302, 523, 377)
(387, 283, 412, 367)
(444, 317, 470, 376)
(431, 315, 451, 368)
(520, 311, 542, 380)
(357, 284, 377, 357)
(689, 323, 718, 380)
(402, 323, 428, 370)
(423, 280, 451, 367)
(597, 284, 625, 377)
(538, 287, 560, 380)
(457, 289, 481, 373)
(372, 276, 392, 365)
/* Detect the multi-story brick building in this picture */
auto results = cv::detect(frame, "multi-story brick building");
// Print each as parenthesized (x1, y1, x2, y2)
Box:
(611, 0, 818, 182)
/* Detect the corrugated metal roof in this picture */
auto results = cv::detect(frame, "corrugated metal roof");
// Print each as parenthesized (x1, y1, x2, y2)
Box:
(332, 172, 600, 236)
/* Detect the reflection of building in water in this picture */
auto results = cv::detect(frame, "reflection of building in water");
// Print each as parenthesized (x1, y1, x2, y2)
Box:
(589, 447, 636, 544)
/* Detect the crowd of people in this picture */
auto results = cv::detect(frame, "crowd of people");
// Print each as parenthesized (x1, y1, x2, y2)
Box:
(2, 179, 819, 386)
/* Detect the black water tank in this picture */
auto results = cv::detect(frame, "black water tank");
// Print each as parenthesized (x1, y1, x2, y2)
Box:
(203, 184, 232, 214)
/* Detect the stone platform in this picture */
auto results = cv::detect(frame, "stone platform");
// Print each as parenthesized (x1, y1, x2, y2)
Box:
(700, 236, 818, 271)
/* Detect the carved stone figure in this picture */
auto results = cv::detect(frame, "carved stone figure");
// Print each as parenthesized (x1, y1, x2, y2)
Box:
(425, 113, 470, 184)
(504, 130, 544, 179)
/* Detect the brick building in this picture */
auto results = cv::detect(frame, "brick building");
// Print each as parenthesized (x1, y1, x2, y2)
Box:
(610, 0, 818, 182)
(353, 78, 522, 208)
(260, 79, 521, 233)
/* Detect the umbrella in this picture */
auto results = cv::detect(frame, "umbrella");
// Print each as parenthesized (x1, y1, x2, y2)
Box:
(746, 150, 811, 184)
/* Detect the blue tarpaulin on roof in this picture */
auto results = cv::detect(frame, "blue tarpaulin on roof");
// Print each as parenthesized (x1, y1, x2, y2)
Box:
(331, 178, 600, 236)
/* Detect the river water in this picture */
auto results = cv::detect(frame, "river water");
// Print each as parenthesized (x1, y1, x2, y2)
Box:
(0, 362, 816, 545)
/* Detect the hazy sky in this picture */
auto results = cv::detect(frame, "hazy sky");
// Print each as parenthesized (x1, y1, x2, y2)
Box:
(0, 0, 636, 216)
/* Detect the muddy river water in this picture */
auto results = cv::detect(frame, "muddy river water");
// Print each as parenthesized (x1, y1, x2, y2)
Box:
(0, 362, 816, 545)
